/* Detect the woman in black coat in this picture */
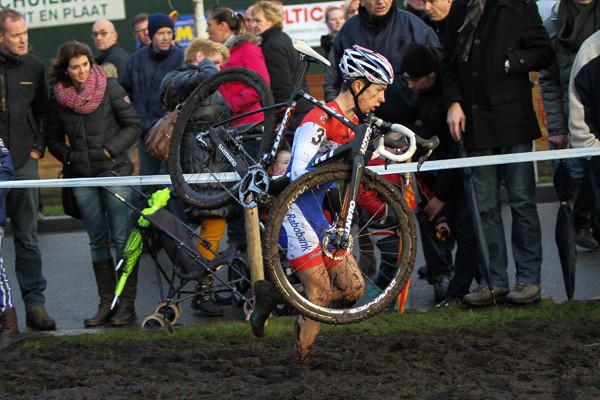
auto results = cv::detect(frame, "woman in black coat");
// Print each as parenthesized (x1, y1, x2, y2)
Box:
(46, 41, 141, 328)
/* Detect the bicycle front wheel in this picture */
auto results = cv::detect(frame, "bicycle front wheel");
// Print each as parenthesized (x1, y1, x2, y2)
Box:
(263, 163, 416, 324)
(169, 68, 276, 210)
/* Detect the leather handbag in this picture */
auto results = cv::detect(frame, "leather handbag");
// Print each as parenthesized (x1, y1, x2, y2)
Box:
(144, 107, 180, 161)
(145, 70, 197, 161)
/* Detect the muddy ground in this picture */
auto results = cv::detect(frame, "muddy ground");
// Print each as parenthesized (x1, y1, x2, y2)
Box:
(1, 315, 599, 400)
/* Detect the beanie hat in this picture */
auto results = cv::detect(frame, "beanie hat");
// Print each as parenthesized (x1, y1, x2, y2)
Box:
(399, 43, 437, 78)
(148, 13, 174, 40)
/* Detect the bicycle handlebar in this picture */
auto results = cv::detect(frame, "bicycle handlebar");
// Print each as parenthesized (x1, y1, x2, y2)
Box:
(372, 120, 417, 163)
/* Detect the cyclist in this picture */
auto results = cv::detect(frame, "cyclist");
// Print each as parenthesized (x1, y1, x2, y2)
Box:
(251, 45, 394, 368)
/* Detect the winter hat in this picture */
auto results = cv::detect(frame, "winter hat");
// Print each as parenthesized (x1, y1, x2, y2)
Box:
(399, 43, 437, 78)
(148, 13, 174, 40)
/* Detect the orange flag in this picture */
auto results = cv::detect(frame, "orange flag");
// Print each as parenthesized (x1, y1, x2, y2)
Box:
(397, 171, 416, 312)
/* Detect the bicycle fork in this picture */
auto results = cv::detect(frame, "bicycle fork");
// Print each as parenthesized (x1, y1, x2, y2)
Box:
(328, 155, 365, 255)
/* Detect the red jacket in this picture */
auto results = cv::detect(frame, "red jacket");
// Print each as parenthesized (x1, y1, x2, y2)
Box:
(358, 157, 403, 219)
(220, 35, 270, 126)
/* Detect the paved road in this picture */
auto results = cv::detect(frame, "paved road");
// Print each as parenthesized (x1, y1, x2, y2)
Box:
(3, 201, 599, 334)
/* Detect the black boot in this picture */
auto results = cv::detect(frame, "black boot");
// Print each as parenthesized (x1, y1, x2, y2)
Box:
(190, 274, 223, 316)
(250, 280, 281, 337)
(0, 307, 22, 349)
(111, 265, 138, 326)
(84, 259, 117, 327)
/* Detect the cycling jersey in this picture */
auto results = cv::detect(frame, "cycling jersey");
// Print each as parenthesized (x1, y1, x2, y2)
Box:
(281, 100, 358, 270)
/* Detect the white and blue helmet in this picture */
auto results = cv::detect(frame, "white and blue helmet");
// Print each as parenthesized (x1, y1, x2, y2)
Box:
(339, 45, 394, 85)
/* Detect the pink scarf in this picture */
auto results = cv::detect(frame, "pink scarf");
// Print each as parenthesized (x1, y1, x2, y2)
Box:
(54, 65, 107, 114)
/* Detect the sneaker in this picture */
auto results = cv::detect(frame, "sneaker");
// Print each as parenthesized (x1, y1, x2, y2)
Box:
(417, 265, 428, 278)
(506, 282, 541, 304)
(576, 228, 599, 250)
(26, 308, 56, 331)
(435, 297, 463, 309)
(433, 276, 450, 302)
(462, 284, 509, 306)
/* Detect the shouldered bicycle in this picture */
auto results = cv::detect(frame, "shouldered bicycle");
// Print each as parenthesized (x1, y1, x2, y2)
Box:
(168, 39, 438, 324)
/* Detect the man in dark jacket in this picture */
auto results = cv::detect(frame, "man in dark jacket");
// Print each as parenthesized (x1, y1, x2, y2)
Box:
(0, 8, 55, 330)
(324, 0, 439, 125)
(91, 19, 129, 81)
(423, 0, 452, 39)
(539, 0, 600, 250)
(443, 0, 553, 306)
(121, 13, 184, 189)
(401, 43, 479, 306)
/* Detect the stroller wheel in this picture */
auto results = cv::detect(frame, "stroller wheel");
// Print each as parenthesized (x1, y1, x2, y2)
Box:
(142, 313, 168, 328)
(155, 302, 183, 324)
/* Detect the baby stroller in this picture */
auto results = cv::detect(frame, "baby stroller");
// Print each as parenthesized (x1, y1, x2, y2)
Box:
(105, 186, 253, 330)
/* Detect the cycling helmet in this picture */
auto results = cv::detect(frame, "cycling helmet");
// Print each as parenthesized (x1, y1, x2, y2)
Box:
(339, 45, 394, 85)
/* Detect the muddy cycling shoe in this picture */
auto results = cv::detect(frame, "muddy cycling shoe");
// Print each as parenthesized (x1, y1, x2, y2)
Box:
(250, 280, 281, 337)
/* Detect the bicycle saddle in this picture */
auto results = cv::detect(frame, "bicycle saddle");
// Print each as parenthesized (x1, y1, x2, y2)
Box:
(293, 38, 331, 67)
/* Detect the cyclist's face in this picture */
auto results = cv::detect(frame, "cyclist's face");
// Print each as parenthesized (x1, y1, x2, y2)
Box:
(357, 82, 387, 113)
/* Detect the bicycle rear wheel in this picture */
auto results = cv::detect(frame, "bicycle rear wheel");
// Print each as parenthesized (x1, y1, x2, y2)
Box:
(169, 68, 276, 210)
(263, 163, 416, 324)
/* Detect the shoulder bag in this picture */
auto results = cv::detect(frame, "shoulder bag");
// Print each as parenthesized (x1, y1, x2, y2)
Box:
(145, 70, 197, 161)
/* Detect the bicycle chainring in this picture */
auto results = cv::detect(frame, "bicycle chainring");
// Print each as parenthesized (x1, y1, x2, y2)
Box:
(238, 166, 270, 208)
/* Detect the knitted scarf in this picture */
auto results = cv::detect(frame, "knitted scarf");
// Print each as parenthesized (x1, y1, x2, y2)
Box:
(557, 0, 600, 53)
(456, 0, 486, 62)
(54, 65, 107, 115)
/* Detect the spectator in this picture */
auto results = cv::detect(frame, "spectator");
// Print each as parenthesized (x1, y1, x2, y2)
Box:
(245, 6, 259, 36)
(46, 41, 141, 327)
(443, 0, 553, 305)
(320, 7, 345, 56)
(206, 7, 270, 127)
(410, 0, 452, 281)
(569, 27, 600, 181)
(0, 138, 19, 348)
(91, 19, 129, 80)
(131, 13, 151, 48)
(252, 0, 313, 136)
(539, 0, 600, 251)
(160, 38, 231, 316)
(324, 0, 440, 126)
(0, 8, 55, 331)
(404, 0, 426, 18)
(251, 46, 393, 368)
(423, 0, 452, 38)
(400, 43, 479, 306)
(343, 0, 360, 20)
(121, 13, 184, 189)
(206, 7, 270, 248)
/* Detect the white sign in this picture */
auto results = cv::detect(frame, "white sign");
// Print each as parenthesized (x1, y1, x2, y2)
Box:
(4, 0, 126, 29)
(282, 1, 345, 47)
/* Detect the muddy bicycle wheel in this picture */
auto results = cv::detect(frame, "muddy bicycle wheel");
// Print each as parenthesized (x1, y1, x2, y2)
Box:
(169, 68, 276, 210)
(263, 163, 416, 324)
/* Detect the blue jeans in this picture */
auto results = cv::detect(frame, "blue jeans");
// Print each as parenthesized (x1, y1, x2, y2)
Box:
(7, 157, 45, 311)
(73, 185, 133, 262)
(469, 142, 543, 288)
